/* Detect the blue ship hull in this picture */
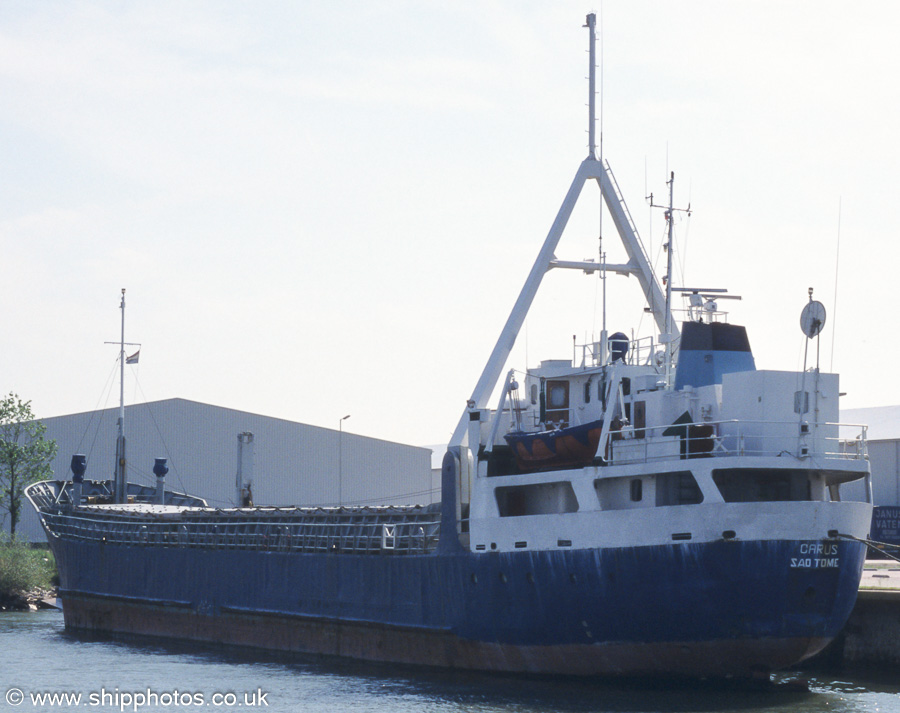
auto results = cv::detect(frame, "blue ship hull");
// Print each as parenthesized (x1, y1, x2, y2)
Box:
(51, 535, 866, 677)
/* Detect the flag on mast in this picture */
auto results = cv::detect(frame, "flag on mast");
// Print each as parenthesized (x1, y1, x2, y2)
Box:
(125, 349, 140, 364)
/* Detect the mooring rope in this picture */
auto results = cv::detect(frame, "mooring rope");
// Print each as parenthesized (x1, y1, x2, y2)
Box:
(835, 532, 900, 565)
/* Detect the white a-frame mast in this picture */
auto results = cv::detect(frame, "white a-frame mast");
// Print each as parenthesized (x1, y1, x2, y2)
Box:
(450, 14, 675, 447)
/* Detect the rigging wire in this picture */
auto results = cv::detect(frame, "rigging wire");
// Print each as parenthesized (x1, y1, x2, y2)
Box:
(676, 180, 692, 288)
(129, 358, 140, 410)
(132, 377, 190, 497)
(830, 198, 842, 371)
(343, 487, 442, 507)
(674, 212, 691, 290)
(77, 358, 119, 463)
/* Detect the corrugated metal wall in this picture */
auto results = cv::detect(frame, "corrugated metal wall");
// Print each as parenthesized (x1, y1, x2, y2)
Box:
(12, 399, 436, 542)
(834, 439, 899, 507)
(865, 440, 900, 507)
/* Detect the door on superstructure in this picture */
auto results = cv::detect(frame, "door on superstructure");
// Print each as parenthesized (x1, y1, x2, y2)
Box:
(633, 400, 646, 439)
(545, 380, 570, 427)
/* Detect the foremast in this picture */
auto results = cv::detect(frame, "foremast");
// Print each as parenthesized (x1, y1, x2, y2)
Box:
(98, 289, 141, 504)
(114, 288, 127, 504)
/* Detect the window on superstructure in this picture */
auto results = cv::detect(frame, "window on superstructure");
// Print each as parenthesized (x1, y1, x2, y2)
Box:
(713, 469, 813, 502)
(630, 479, 643, 502)
(794, 391, 810, 414)
(655, 471, 704, 506)
(495, 481, 579, 517)
(545, 380, 570, 426)
(548, 383, 567, 408)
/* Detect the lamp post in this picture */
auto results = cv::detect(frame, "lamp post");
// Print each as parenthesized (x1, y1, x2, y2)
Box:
(338, 414, 351, 506)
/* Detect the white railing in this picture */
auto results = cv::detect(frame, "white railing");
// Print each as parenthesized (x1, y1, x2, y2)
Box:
(607, 419, 868, 465)
(577, 335, 659, 369)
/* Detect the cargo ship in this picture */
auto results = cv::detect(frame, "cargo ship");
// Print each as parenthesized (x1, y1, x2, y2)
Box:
(27, 14, 873, 678)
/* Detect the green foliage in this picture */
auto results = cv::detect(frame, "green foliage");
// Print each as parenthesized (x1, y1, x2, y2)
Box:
(0, 393, 58, 536)
(0, 535, 57, 596)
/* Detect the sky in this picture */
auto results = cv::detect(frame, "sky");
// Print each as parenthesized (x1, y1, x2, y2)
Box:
(2, 1, 899, 448)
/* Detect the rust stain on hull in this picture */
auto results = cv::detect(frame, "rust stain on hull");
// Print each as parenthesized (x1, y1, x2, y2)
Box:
(61, 593, 829, 679)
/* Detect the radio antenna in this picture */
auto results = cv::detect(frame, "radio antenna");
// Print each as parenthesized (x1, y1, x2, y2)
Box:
(830, 197, 842, 371)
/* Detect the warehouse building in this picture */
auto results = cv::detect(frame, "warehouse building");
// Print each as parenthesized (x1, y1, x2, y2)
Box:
(841, 406, 900, 507)
(14, 398, 437, 543)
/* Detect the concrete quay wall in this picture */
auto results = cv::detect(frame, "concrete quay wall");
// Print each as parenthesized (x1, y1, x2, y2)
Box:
(839, 590, 900, 666)
(812, 565, 900, 668)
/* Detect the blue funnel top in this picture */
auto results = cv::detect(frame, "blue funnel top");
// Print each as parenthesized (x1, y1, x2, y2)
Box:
(674, 321, 755, 390)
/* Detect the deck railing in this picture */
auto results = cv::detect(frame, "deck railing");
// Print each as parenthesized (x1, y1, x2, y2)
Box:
(36, 503, 441, 555)
(607, 419, 868, 465)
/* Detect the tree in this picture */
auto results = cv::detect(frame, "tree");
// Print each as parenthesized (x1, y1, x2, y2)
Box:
(0, 393, 58, 537)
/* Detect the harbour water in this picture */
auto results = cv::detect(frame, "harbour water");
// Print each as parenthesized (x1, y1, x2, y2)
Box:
(2, 611, 898, 713)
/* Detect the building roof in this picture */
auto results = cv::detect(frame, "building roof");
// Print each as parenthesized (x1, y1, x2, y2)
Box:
(44, 397, 431, 453)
